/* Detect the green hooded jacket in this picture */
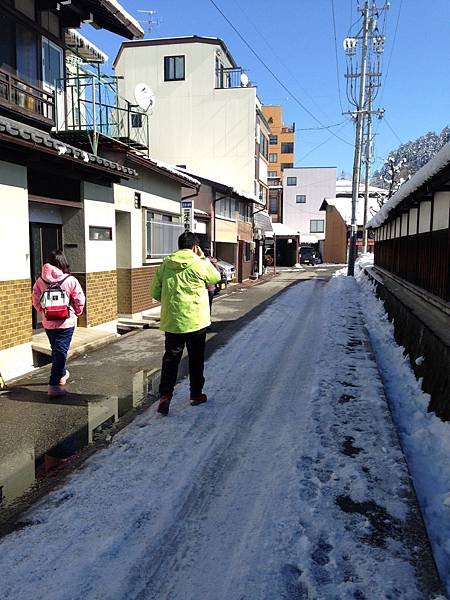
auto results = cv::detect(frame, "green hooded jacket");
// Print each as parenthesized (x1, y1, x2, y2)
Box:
(151, 249, 221, 333)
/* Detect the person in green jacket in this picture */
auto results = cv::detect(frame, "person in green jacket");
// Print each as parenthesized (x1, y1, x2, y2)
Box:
(151, 231, 221, 415)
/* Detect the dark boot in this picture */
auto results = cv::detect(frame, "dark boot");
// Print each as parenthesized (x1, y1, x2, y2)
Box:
(157, 394, 172, 416)
(190, 393, 207, 407)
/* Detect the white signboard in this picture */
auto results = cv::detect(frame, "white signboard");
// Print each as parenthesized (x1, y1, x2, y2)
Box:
(181, 200, 194, 232)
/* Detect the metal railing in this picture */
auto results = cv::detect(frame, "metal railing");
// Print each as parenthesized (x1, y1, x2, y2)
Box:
(57, 71, 149, 154)
(0, 69, 55, 126)
(215, 67, 251, 89)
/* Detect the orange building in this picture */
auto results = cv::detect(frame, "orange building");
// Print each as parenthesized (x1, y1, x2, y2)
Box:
(261, 106, 295, 223)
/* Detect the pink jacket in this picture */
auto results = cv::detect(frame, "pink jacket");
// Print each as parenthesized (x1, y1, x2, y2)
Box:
(32, 264, 85, 329)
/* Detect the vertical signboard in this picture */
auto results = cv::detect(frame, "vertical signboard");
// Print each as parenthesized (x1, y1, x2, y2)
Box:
(181, 200, 194, 232)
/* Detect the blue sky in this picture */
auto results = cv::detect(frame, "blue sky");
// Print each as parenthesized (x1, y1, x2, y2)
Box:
(83, 0, 450, 176)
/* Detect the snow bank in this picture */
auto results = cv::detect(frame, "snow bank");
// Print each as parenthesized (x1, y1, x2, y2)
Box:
(351, 257, 450, 596)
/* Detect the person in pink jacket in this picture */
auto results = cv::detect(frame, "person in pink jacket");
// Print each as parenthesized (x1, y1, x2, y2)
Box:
(32, 250, 85, 397)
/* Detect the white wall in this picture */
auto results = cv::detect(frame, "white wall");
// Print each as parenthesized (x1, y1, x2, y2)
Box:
(0, 161, 30, 281)
(114, 173, 182, 268)
(83, 182, 116, 273)
(115, 41, 257, 195)
(283, 167, 336, 242)
(433, 191, 450, 231)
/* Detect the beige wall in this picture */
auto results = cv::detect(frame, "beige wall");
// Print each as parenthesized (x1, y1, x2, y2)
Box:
(216, 217, 237, 243)
(115, 41, 257, 195)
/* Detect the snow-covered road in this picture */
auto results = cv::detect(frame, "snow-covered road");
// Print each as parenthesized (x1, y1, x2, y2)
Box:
(0, 276, 441, 599)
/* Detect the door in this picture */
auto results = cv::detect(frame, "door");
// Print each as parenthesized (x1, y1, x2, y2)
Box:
(42, 37, 64, 125)
(30, 223, 62, 329)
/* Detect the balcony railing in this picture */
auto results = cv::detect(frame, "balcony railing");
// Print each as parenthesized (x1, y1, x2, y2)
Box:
(56, 73, 149, 154)
(281, 124, 295, 133)
(215, 67, 252, 89)
(0, 69, 55, 127)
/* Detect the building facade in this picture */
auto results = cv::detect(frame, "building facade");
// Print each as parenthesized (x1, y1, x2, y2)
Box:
(114, 36, 266, 199)
(368, 142, 450, 420)
(282, 166, 336, 249)
(0, 0, 149, 379)
(261, 105, 295, 223)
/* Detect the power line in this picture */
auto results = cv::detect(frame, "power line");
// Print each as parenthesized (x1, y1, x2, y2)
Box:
(229, 0, 334, 123)
(296, 121, 346, 132)
(331, 0, 345, 114)
(297, 123, 351, 163)
(384, 117, 403, 145)
(207, 0, 354, 147)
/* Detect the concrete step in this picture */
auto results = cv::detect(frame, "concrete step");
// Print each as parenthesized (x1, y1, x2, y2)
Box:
(117, 319, 150, 329)
(32, 328, 117, 358)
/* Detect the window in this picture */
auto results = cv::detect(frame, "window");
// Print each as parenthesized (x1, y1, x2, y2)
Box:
(216, 197, 236, 220)
(269, 135, 278, 145)
(286, 177, 297, 186)
(164, 55, 185, 81)
(269, 190, 278, 214)
(269, 153, 277, 163)
(280, 163, 293, 171)
(268, 171, 278, 178)
(310, 220, 324, 233)
(296, 195, 306, 203)
(131, 113, 143, 128)
(259, 132, 268, 159)
(238, 201, 250, 222)
(89, 226, 112, 241)
(146, 211, 183, 258)
(281, 142, 294, 154)
(243, 242, 251, 261)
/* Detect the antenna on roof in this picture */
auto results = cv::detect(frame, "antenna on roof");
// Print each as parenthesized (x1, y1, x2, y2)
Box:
(136, 9, 162, 34)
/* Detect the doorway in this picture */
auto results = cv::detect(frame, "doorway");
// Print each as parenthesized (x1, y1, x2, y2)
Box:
(30, 222, 62, 329)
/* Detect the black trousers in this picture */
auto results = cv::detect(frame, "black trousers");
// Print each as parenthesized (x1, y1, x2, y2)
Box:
(159, 329, 207, 397)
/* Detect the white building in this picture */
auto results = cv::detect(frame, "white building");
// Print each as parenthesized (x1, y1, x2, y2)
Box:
(282, 167, 337, 245)
(113, 36, 267, 199)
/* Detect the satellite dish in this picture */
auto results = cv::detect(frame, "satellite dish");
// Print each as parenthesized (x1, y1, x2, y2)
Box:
(134, 83, 155, 112)
(240, 72, 249, 87)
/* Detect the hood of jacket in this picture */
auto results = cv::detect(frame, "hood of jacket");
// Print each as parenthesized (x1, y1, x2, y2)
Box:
(164, 249, 199, 272)
(41, 263, 68, 283)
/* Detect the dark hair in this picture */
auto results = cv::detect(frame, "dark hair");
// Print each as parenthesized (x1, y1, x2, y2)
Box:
(202, 246, 211, 257)
(178, 231, 199, 250)
(46, 250, 71, 274)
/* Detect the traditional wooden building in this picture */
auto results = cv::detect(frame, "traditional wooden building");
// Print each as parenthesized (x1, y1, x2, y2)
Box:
(367, 142, 450, 420)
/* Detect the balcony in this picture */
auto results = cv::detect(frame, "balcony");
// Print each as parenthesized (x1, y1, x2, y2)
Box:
(281, 124, 295, 133)
(215, 67, 253, 90)
(0, 69, 55, 129)
(55, 72, 149, 155)
(268, 177, 282, 188)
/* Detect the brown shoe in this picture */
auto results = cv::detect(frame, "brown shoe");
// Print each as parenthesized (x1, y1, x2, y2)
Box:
(157, 394, 172, 416)
(48, 385, 67, 398)
(190, 393, 207, 407)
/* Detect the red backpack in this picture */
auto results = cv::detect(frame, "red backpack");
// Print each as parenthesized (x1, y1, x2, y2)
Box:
(39, 276, 71, 320)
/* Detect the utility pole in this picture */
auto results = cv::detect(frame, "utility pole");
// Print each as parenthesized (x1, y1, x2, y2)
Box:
(344, 1, 388, 275)
(362, 88, 373, 253)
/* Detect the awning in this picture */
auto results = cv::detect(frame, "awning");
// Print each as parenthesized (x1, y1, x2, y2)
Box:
(254, 210, 273, 234)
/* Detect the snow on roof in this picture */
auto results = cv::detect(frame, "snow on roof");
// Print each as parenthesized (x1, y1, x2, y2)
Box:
(324, 195, 381, 226)
(194, 208, 209, 217)
(179, 167, 261, 204)
(335, 178, 386, 197)
(271, 223, 300, 237)
(101, 0, 144, 38)
(367, 140, 450, 228)
(149, 159, 200, 187)
(66, 29, 108, 63)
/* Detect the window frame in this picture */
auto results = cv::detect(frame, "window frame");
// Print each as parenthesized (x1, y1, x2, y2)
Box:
(268, 153, 278, 163)
(269, 135, 278, 145)
(296, 194, 306, 203)
(310, 219, 325, 233)
(286, 176, 297, 186)
(164, 55, 185, 81)
(281, 142, 294, 154)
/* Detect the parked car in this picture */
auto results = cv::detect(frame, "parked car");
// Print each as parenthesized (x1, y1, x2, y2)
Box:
(215, 264, 228, 294)
(299, 246, 321, 265)
(217, 259, 236, 282)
